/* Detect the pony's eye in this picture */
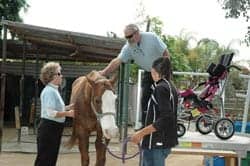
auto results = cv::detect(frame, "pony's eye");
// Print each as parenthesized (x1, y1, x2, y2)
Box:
(95, 98, 101, 105)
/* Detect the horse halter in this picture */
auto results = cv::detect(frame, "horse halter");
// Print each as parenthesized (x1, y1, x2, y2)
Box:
(90, 90, 116, 121)
(87, 75, 116, 121)
(90, 100, 116, 121)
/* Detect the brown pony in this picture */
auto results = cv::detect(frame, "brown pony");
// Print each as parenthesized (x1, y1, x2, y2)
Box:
(67, 70, 118, 166)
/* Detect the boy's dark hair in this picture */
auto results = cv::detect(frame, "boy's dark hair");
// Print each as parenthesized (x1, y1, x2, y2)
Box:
(152, 57, 172, 80)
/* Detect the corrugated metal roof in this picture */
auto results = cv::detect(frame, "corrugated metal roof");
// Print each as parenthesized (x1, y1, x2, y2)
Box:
(1, 20, 125, 62)
(1, 61, 105, 78)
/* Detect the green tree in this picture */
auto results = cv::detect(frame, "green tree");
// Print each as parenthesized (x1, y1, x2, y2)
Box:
(0, 0, 29, 22)
(191, 38, 237, 72)
(196, 38, 221, 70)
(129, 16, 192, 82)
(218, 0, 250, 45)
(0, 0, 29, 38)
(163, 35, 191, 72)
(144, 17, 192, 72)
(146, 16, 164, 36)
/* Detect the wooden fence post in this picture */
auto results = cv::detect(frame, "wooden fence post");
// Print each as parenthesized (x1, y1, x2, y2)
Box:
(14, 106, 21, 142)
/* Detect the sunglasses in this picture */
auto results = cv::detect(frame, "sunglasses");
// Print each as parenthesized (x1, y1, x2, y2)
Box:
(125, 31, 137, 39)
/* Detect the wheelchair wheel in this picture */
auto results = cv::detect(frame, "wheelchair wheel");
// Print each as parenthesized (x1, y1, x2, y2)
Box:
(177, 123, 186, 137)
(214, 118, 235, 140)
(196, 114, 213, 135)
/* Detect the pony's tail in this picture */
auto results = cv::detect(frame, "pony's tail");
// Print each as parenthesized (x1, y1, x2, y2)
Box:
(64, 102, 79, 149)
(65, 86, 80, 149)
(65, 119, 78, 149)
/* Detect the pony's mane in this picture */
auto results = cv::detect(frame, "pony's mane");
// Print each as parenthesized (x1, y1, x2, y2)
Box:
(86, 70, 107, 83)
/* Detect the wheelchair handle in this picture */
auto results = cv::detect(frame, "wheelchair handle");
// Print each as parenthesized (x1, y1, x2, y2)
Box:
(227, 65, 241, 71)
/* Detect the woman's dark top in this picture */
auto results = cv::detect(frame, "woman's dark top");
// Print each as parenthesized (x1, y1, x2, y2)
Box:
(141, 78, 178, 149)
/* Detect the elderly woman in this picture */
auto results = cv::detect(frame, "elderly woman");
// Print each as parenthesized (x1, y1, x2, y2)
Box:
(34, 62, 74, 166)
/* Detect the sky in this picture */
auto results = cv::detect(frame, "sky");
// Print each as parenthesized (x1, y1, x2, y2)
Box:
(21, 0, 250, 63)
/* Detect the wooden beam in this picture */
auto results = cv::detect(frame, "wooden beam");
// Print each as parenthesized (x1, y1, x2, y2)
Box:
(172, 148, 237, 157)
(22, 36, 120, 56)
(3, 20, 124, 49)
(171, 148, 238, 166)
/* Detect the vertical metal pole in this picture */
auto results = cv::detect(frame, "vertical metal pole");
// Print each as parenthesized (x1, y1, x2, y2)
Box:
(146, 16, 151, 32)
(118, 66, 123, 130)
(241, 74, 250, 133)
(18, 40, 26, 142)
(34, 51, 39, 134)
(0, 23, 7, 152)
(135, 69, 143, 130)
(120, 63, 130, 142)
(219, 79, 226, 118)
(118, 64, 125, 139)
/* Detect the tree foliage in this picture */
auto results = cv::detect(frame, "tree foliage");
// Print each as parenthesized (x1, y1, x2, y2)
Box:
(128, 15, 237, 82)
(0, 0, 29, 38)
(0, 0, 29, 22)
(218, 0, 250, 20)
(163, 35, 191, 72)
(218, 0, 250, 45)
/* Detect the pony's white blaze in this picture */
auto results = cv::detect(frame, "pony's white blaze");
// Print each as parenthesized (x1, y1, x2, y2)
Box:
(100, 90, 118, 139)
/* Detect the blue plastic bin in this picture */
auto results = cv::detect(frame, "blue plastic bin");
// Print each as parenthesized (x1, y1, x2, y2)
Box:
(205, 156, 225, 166)
(234, 121, 250, 133)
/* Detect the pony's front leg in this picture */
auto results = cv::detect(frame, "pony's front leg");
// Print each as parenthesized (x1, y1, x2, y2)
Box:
(78, 132, 90, 166)
(95, 126, 109, 166)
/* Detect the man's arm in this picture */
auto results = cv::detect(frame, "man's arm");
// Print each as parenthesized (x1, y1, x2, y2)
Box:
(99, 57, 122, 76)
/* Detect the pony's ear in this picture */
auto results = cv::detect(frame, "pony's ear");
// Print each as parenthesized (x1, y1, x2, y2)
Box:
(109, 72, 118, 87)
(87, 70, 99, 80)
(86, 75, 95, 87)
(86, 71, 96, 87)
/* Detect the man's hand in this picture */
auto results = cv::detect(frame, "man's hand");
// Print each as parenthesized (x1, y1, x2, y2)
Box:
(98, 70, 105, 76)
(99, 57, 122, 76)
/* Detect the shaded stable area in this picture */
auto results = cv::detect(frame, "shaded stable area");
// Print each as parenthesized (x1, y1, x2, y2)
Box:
(0, 20, 131, 151)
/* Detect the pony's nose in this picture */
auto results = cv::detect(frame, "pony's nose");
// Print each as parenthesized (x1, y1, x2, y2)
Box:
(110, 126, 118, 137)
(104, 127, 118, 139)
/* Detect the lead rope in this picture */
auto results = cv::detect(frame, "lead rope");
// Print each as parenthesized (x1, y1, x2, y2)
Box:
(104, 137, 141, 164)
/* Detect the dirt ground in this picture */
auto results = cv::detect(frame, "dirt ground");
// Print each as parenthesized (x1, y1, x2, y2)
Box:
(0, 127, 204, 166)
(0, 152, 204, 166)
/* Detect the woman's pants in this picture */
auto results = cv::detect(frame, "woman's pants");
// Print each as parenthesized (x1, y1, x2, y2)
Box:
(142, 148, 171, 166)
(34, 118, 64, 166)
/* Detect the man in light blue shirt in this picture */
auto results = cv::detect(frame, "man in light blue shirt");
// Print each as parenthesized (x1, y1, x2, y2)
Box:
(118, 31, 167, 71)
(100, 24, 170, 128)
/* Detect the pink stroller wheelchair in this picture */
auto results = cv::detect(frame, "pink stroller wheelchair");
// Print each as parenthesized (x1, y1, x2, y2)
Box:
(177, 53, 240, 140)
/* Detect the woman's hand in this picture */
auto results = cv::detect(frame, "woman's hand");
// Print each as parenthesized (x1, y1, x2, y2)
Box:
(65, 103, 74, 111)
(130, 124, 156, 145)
(66, 109, 75, 118)
(65, 103, 75, 117)
(130, 131, 144, 145)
